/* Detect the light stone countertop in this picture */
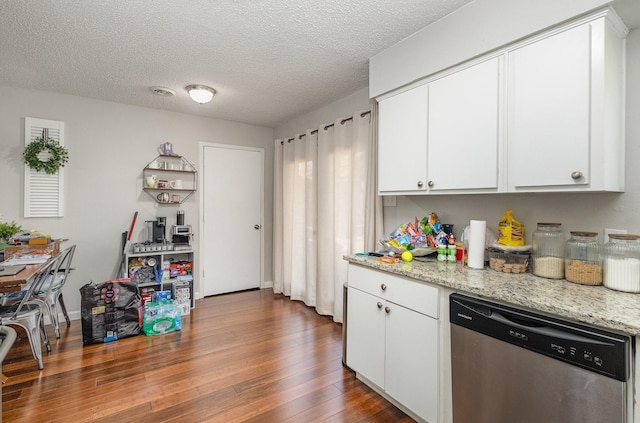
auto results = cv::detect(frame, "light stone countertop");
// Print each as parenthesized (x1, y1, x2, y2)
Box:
(345, 255, 640, 336)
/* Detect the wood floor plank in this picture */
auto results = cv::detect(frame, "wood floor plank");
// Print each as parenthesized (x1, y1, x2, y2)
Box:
(1, 289, 412, 422)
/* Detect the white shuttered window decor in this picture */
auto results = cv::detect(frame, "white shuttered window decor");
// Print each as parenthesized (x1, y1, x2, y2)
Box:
(24, 117, 65, 217)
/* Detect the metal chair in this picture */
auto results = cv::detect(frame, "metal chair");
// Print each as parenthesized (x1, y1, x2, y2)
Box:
(0, 258, 57, 369)
(36, 245, 75, 338)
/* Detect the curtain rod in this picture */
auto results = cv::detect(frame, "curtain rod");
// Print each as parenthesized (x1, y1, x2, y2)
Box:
(282, 110, 371, 144)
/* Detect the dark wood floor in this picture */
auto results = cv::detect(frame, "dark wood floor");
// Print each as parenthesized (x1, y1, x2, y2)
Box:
(2, 289, 412, 422)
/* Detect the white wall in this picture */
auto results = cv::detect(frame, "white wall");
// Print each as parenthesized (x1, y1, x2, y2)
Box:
(274, 88, 372, 139)
(0, 85, 274, 319)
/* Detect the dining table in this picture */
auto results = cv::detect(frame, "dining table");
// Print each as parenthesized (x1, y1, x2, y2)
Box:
(0, 264, 44, 293)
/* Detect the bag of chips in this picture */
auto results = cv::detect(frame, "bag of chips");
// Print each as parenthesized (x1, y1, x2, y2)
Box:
(498, 209, 525, 246)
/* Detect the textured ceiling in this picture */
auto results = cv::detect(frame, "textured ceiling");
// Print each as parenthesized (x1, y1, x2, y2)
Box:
(0, 0, 474, 127)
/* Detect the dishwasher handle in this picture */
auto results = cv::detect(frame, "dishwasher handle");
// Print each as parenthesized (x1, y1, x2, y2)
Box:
(489, 309, 610, 346)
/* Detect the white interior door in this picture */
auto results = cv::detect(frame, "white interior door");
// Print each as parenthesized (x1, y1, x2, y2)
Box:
(201, 144, 263, 296)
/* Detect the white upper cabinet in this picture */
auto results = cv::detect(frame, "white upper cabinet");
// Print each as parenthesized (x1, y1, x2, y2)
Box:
(375, 8, 627, 195)
(378, 84, 428, 193)
(427, 57, 502, 192)
(378, 57, 502, 195)
(507, 14, 626, 192)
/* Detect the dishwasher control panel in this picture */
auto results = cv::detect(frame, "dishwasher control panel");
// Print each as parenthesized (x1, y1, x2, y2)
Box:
(450, 293, 630, 382)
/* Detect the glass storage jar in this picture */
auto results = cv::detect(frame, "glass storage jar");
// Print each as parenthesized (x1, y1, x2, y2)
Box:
(532, 223, 565, 279)
(603, 234, 640, 293)
(565, 232, 602, 285)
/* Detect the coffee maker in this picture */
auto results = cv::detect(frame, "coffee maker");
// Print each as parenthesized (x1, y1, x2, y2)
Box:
(146, 217, 167, 244)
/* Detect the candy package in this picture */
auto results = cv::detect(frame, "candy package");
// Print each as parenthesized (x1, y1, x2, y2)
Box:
(379, 213, 451, 256)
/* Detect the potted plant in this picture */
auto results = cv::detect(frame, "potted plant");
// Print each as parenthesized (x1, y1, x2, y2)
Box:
(0, 214, 22, 249)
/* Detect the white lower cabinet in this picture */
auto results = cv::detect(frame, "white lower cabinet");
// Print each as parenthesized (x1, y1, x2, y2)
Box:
(385, 300, 439, 423)
(347, 265, 439, 423)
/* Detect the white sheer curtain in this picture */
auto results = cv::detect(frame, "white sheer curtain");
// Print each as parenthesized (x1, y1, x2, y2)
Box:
(273, 108, 383, 323)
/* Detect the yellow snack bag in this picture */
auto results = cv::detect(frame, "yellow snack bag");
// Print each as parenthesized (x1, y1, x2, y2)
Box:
(498, 209, 525, 246)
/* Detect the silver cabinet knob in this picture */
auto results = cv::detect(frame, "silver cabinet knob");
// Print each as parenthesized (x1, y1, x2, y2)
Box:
(571, 171, 583, 180)
(428, 180, 434, 187)
(385, 306, 391, 314)
(380, 284, 387, 291)
(417, 181, 424, 188)
(377, 302, 383, 309)
(254, 224, 261, 230)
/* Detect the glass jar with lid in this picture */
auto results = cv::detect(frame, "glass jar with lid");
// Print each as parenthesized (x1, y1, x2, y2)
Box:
(603, 234, 640, 293)
(532, 223, 565, 279)
(565, 232, 602, 285)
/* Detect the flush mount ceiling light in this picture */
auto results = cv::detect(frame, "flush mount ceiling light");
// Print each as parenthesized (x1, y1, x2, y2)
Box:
(150, 86, 176, 96)
(186, 84, 216, 104)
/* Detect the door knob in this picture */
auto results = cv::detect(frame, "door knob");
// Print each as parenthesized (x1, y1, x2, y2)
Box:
(428, 180, 434, 187)
(377, 302, 383, 309)
(380, 284, 387, 291)
(254, 224, 261, 230)
(571, 171, 583, 180)
(385, 306, 391, 314)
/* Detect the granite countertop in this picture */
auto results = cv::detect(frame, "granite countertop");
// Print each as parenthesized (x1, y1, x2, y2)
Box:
(345, 255, 640, 336)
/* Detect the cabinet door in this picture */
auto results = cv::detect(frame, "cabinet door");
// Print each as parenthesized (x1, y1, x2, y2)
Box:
(378, 85, 428, 193)
(346, 287, 386, 388)
(385, 303, 439, 423)
(427, 57, 501, 191)
(508, 23, 591, 189)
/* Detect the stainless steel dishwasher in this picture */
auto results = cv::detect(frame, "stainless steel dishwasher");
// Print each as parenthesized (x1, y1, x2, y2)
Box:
(450, 293, 631, 423)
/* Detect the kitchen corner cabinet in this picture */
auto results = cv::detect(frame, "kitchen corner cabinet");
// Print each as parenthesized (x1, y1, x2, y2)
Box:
(507, 14, 627, 192)
(347, 264, 439, 423)
(143, 155, 198, 204)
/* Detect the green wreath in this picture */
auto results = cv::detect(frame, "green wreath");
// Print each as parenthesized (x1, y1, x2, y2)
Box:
(23, 136, 69, 174)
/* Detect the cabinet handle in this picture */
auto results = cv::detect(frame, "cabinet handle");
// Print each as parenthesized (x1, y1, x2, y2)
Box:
(428, 180, 434, 187)
(254, 224, 261, 230)
(417, 181, 424, 188)
(385, 306, 391, 314)
(377, 302, 383, 309)
(380, 284, 387, 291)
(571, 171, 583, 180)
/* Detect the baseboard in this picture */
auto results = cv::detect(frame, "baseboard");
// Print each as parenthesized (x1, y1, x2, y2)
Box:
(44, 311, 81, 324)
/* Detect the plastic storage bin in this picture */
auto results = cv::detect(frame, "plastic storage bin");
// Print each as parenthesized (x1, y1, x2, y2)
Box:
(488, 248, 530, 274)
